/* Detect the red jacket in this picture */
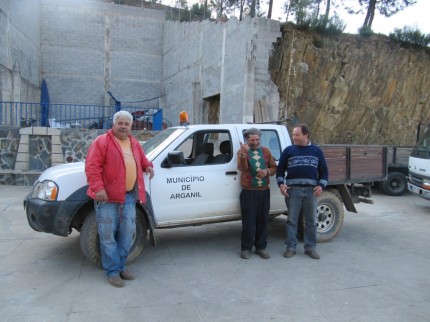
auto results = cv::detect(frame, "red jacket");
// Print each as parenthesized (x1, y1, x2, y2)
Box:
(85, 129, 153, 203)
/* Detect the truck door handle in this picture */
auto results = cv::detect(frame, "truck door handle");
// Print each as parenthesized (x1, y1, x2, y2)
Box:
(225, 171, 238, 175)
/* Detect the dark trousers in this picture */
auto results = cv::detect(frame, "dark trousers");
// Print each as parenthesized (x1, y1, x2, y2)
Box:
(240, 189, 270, 251)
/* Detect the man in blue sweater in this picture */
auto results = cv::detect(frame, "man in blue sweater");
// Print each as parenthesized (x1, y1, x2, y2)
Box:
(276, 124, 328, 259)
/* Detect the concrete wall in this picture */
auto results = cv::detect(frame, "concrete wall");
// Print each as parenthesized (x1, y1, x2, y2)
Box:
(0, 0, 40, 102)
(1, 0, 281, 125)
(163, 17, 281, 125)
(40, 0, 164, 108)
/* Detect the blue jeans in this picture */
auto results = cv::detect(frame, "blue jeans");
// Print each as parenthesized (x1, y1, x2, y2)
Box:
(285, 186, 317, 251)
(95, 193, 136, 277)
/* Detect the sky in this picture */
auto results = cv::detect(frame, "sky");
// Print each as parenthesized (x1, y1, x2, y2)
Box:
(165, 0, 430, 36)
(268, 0, 430, 35)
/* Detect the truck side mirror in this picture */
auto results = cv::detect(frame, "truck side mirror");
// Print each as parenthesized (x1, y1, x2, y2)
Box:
(163, 151, 185, 168)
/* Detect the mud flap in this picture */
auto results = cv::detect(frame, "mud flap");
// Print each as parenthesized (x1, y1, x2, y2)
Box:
(336, 184, 357, 213)
(149, 229, 156, 247)
(142, 194, 157, 247)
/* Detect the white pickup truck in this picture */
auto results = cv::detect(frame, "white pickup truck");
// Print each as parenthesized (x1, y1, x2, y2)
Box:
(24, 124, 387, 265)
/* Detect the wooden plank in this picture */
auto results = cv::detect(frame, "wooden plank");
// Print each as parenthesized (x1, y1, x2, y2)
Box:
(320, 146, 347, 181)
(320, 145, 387, 183)
(350, 146, 385, 179)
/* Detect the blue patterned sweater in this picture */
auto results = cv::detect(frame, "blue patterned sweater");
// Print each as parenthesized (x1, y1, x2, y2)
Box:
(276, 144, 329, 188)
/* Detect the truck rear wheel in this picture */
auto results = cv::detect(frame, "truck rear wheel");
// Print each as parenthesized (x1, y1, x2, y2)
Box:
(381, 171, 407, 196)
(79, 208, 147, 266)
(316, 190, 344, 242)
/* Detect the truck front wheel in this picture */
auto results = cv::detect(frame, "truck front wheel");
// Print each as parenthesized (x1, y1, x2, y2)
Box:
(381, 171, 407, 196)
(79, 208, 147, 266)
(316, 190, 344, 242)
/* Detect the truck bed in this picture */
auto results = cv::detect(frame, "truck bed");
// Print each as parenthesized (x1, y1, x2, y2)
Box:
(320, 145, 387, 185)
(387, 146, 413, 168)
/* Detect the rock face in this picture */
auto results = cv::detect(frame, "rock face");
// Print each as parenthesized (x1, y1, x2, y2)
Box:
(270, 24, 430, 145)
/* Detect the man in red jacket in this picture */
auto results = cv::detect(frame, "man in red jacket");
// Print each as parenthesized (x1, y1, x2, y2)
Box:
(85, 110, 154, 287)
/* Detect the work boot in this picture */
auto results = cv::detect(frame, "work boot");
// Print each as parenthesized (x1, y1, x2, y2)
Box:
(240, 250, 251, 259)
(107, 275, 124, 288)
(120, 270, 135, 280)
(284, 248, 296, 258)
(304, 249, 320, 260)
(256, 249, 270, 259)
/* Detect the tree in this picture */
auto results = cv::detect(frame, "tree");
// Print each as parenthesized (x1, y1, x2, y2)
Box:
(283, 0, 319, 25)
(190, 3, 212, 20)
(268, 0, 274, 18)
(211, 0, 262, 20)
(342, 0, 417, 29)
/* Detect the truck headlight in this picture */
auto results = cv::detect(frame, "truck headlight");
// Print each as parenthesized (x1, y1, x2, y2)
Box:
(422, 179, 430, 190)
(31, 180, 59, 201)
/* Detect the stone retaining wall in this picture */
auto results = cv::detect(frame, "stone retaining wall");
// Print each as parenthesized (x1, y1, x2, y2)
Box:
(0, 126, 154, 185)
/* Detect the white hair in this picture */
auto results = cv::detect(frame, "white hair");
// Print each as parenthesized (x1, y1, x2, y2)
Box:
(113, 110, 133, 124)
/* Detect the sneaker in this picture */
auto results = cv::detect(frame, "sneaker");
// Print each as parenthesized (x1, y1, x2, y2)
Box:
(284, 248, 296, 258)
(240, 250, 251, 259)
(107, 275, 124, 288)
(304, 249, 320, 260)
(255, 249, 270, 259)
(120, 270, 135, 280)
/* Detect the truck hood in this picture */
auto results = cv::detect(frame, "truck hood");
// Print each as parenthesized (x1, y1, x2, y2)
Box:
(37, 162, 87, 200)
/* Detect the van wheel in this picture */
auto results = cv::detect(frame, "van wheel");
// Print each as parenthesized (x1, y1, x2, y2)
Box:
(381, 172, 407, 196)
(316, 190, 344, 242)
(79, 208, 147, 266)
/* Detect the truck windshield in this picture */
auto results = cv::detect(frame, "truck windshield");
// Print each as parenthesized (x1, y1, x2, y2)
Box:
(141, 128, 181, 154)
(415, 127, 430, 150)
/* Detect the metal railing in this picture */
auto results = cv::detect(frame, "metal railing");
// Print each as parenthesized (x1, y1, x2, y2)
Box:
(0, 101, 164, 130)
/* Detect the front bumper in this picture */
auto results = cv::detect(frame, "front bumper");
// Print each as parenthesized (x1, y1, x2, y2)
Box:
(407, 183, 430, 200)
(24, 194, 86, 236)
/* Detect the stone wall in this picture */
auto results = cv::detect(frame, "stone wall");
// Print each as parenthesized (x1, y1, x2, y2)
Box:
(270, 24, 430, 146)
(0, 126, 154, 185)
(0, 126, 19, 169)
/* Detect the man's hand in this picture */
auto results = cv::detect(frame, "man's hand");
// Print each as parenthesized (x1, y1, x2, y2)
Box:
(239, 142, 249, 157)
(256, 169, 269, 179)
(146, 166, 154, 179)
(313, 185, 323, 197)
(279, 184, 289, 197)
(95, 189, 108, 202)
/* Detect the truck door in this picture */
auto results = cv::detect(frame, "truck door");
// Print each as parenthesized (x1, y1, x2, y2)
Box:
(147, 129, 241, 226)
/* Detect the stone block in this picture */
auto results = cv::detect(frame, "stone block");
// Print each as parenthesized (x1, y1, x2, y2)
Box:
(15, 161, 28, 171)
(20, 134, 29, 144)
(19, 128, 33, 135)
(32, 127, 48, 136)
(51, 136, 61, 145)
(51, 153, 65, 164)
(17, 143, 29, 153)
(15, 153, 29, 162)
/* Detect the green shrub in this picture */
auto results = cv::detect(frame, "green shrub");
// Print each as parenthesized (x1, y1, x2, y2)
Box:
(389, 26, 430, 48)
(313, 36, 324, 48)
(311, 13, 346, 36)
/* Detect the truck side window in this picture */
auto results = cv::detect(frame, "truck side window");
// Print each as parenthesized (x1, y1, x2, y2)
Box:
(174, 130, 232, 166)
(241, 129, 281, 161)
(261, 131, 281, 160)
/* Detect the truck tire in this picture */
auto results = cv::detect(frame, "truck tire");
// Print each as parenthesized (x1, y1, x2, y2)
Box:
(316, 190, 344, 243)
(381, 171, 407, 196)
(79, 208, 147, 266)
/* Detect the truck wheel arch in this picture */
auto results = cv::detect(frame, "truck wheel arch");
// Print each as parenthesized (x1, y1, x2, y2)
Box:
(316, 189, 344, 242)
(79, 207, 148, 266)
